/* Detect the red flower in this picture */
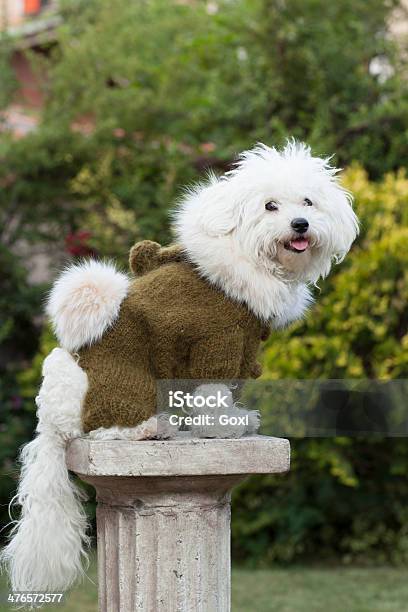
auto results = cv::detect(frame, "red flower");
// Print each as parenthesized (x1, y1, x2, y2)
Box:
(65, 231, 98, 258)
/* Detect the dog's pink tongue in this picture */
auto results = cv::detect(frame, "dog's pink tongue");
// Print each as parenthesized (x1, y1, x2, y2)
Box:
(290, 238, 309, 251)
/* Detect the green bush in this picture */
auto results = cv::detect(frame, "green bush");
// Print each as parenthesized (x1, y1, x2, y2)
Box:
(0, 251, 44, 529)
(2, 0, 407, 259)
(47, 0, 407, 177)
(232, 167, 408, 565)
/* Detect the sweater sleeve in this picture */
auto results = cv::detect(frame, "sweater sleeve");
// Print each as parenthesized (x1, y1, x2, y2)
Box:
(187, 325, 245, 380)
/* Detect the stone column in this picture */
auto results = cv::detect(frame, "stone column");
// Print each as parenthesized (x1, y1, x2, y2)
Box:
(66, 434, 290, 612)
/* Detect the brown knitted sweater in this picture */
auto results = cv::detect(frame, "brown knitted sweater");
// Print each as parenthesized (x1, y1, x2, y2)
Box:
(78, 241, 270, 432)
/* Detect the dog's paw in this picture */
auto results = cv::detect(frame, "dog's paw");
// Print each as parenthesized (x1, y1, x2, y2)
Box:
(190, 406, 260, 439)
(154, 413, 179, 439)
(88, 414, 179, 441)
(88, 423, 155, 441)
(244, 409, 261, 435)
(189, 383, 260, 438)
(88, 426, 128, 440)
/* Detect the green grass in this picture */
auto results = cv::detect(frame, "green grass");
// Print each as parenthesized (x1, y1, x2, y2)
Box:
(2, 558, 408, 611)
(232, 567, 408, 612)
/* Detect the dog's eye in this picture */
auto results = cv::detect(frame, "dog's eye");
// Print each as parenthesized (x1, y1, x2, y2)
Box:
(265, 201, 279, 211)
(304, 198, 313, 206)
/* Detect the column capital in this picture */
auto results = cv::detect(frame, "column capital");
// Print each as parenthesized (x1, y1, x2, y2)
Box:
(66, 433, 290, 478)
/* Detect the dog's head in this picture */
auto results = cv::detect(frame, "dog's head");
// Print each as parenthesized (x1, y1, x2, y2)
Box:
(174, 141, 359, 285)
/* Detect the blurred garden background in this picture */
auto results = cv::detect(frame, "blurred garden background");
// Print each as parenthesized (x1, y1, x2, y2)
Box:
(0, 0, 408, 608)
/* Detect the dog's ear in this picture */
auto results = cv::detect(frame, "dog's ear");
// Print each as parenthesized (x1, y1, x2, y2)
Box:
(196, 180, 238, 237)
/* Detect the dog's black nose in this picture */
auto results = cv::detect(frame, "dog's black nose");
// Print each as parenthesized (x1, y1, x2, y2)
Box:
(291, 217, 309, 233)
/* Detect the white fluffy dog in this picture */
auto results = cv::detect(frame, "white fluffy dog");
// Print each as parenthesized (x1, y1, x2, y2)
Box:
(174, 140, 358, 327)
(1, 141, 359, 593)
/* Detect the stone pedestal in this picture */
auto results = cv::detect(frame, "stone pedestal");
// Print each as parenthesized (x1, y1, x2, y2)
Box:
(66, 434, 290, 612)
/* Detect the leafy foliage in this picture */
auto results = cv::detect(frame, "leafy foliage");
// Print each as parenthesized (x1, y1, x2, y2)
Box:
(232, 168, 408, 565)
(0, 252, 45, 529)
(264, 166, 408, 380)
(0, 36, 17, 112)
(48, 0, 408, 176)
(1, 0, 408, 563)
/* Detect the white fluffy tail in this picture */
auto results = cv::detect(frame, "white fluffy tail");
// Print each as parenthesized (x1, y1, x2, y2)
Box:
(1, 433, 89, 591)
(0, 348, 90, 591)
